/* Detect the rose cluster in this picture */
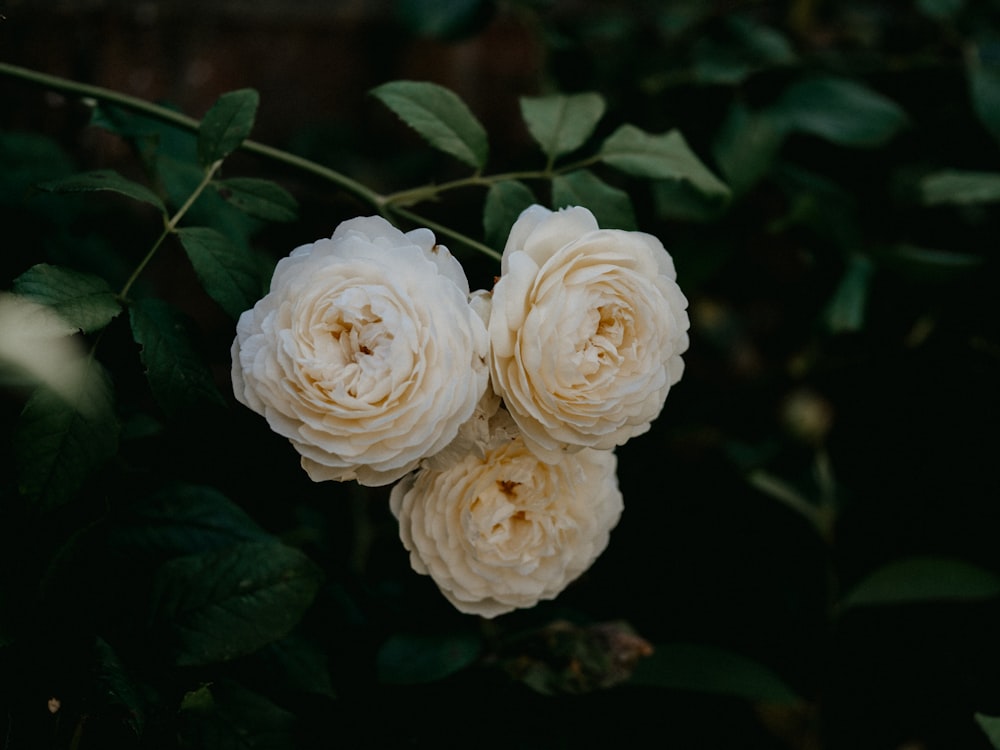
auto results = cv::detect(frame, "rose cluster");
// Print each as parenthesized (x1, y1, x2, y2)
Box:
(232, 206, 690, 617)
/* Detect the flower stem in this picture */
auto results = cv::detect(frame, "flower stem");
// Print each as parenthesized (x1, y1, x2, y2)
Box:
(0, 61, 510, 262)
(389, 207, 502, 262)
(119, 159, 222, 300)
(0, 61, 384, 210)
(383, 155, 602, 207)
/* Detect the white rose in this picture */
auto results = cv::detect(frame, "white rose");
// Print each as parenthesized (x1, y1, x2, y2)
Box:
(489, 205, 690, 461)
(390, 431, 623, 618)
(231, 216, 490, 486)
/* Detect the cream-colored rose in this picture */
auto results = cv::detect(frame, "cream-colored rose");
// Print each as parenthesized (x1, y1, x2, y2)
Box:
(231, 216, 490, 486)
(390, 431, 623, 618)
(489, 205, 689, 461)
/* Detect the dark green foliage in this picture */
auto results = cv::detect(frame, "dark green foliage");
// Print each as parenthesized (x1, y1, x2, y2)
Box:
(128, 297, 227, 414)
(2, 2, 1000, 748)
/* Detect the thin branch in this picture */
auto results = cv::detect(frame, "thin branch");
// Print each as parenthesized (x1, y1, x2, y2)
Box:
(0, 61, 384, 210)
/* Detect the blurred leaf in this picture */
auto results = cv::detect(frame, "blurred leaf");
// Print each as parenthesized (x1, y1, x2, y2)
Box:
(37, 169, 166, 213)
(726, 14, 796, 64)
(770, 76, 909, 147)
(916, 0, 964, 19)
(149, 540, 323, 666)
(656, 2, 710, 37)
(880, 243, 985, 281)
(692, 14, 796, 84)
(89, 103, 164, 167)
(250, 635, 336, 699)
(771, 164, 862, 253)
(600, 125, 731, 198)
(629, 643, 801, 704)
(90, 102, 198, 163)
(198, 88, 260, 167)
(825, 255, 874, 333)
(976, 713, 1000, 749)
(840, 557, 1000, 610)
(15, 359, 119, 510)
(652, 178, 729, 223)
(0, 131, 75, 205)
(90, 638, 145, 739)
(176, 226, 262, 319)
(13, 264, 121, 333)
(377, 632, 482, 685)
(713, 102, 785, 194)
(520, 92, 606, 160)
(968, 38, 1000, 144)
(178, 680, 297, 750)
(396, 0, 495, 40)
(371, 80, 489, 169)
(920, 170, 1000, 204)
(128, 297, 226, 415)
(212, 177, 298, 222)
(107, 484, 270, 560)
(483, 179, 536, 250)
(551, 169, 636, 229)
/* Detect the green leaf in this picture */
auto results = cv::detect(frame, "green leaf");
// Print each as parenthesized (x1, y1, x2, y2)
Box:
(825, 255, 874, 333)
(968, 39, 1000, 144)
(600, 125, 730, 198)
(396, 0, 495, 40)
(15, 359, 119, 509)
(107, 484, 270, 561)
(13, 264, 121, 333)
(921, 170, 1000, 204)
(692, 14, 796, 84)
(212, 177, 299, 222)
(37, 169, 166, 213)
(149, 540, 323, 666)
(377, 632, 482, 685)
(629, 642, 801, 704)
(157, 154, 259, 251)
(520, 92, 606, 160)
(0, 131, 76, 206)
(916, 0, 964, 19)
(197, 88, 260, 167)
(371, 80, 489, 169)
(551, 169, 637, 230)
(880, 243, 985, 282)
(652, 178, 729, 223)
(178, 679, 297, 750)
(769, 76, 909, 147)
(840, 557, 1000, 610)
(89, 638, 145, 738)
(251, 635, 337, 699)
(176, 226, 262, 319)
(128, 297, 226, 415)
(483, 179, 536, 250)
(976, 713, 1000, 749)
(713, 102, 785, 194)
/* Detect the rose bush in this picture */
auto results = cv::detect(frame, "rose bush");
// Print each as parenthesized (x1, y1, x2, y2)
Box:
(488, 205, 690, 461)
(231, 216, 490, 486)
(390, 429, 623, 618)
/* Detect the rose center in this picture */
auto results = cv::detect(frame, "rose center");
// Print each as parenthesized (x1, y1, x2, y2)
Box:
(299, 293, 406, 403)
(463, 473, 568, 566)
(575, 303, 631, 377)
